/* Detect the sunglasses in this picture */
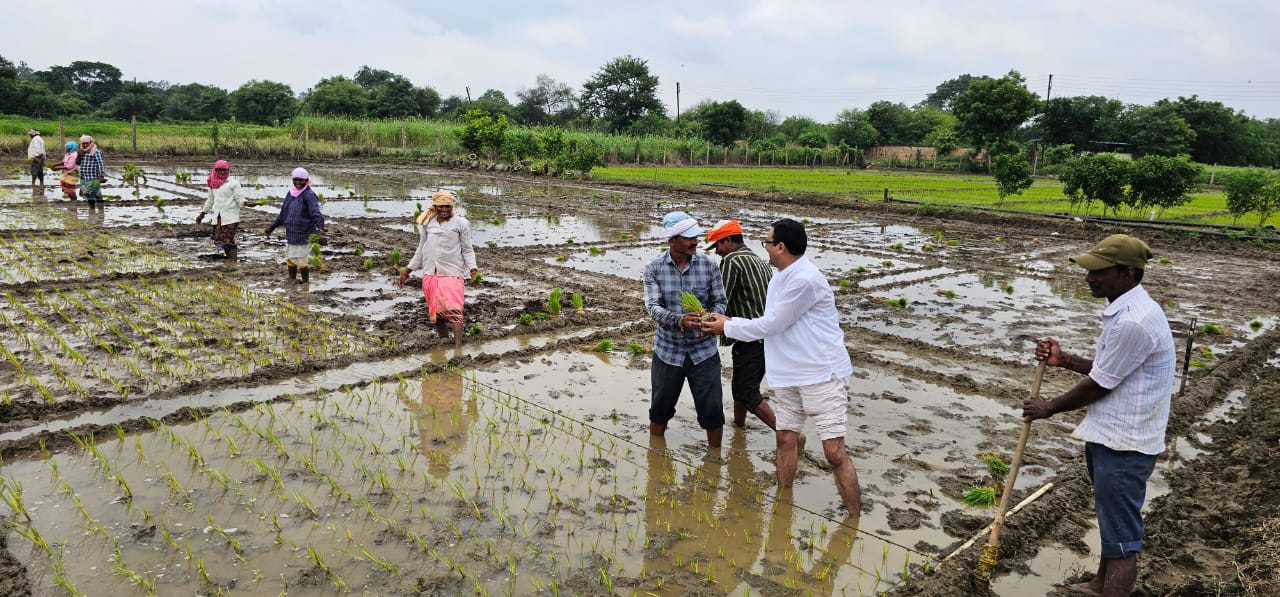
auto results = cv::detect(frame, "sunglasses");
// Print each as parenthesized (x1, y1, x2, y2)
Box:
(214, 168, 229, 173)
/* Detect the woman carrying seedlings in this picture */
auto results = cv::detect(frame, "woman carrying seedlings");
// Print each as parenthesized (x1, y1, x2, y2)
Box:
(196, 160, 245, 261)
(398, 190, 478, 349)
(50, 141, 79, 200)
(76, 135, 107, 211)
(263, 167, 325, 284)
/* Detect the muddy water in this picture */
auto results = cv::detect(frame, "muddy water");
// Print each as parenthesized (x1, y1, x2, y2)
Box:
(2, 373, 905, 595)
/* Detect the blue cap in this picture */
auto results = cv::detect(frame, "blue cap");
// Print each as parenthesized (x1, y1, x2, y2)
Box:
(661, 211, 705, 238)
(65, 141, 78, 151)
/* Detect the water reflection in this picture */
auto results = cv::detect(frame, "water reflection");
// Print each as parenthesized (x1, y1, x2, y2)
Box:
(760, 488, 861, 594)
(641, 433, 768, 593)
(409, 371, 476, 478)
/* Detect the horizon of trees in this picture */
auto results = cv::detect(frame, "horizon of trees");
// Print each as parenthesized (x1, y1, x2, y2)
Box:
(3, 54, 1279, 168)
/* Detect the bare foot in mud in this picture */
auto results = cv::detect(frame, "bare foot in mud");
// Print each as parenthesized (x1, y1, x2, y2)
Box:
(1059, 581, 1103, 597)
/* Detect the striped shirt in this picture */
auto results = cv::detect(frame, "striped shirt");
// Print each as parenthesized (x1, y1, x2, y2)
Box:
(719, 245, 771, 346)
(643, 251, 727, 367)
(1074, 285, 1176, 455)
(77, 150, 105, 181)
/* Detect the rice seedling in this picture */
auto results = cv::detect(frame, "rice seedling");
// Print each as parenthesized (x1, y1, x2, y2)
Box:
(882, 260, 894, 268)
(173, 169, 192, 183)
(838, 278, 852, 290)
(390, 249, 403, 272)
(595, 339, 615, 352)
(566, 237, 575, 245)
(519, 313, 533, 325)
(627, 342, 646, 356)
(1250, 319, 1264, 331)
(547, 288, 563, 317)
(467, 324, 484, 336)
(486, 241, 497, 248)
(362, 257, 374, 269)
(1200, 323, 1224, 335)
(855, 266, 867, 273)
(555, 254, 568, 262)
(571, 293, 584, 313)
(1158, 257, 1171, 264)
(892, 242, 904, 250)
(588, 246, 602, 256)
(936, 289, 958, 299)
(962, 486, 997, 506)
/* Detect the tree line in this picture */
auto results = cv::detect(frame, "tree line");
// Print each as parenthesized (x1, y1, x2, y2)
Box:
(3, 55, 1279, 168)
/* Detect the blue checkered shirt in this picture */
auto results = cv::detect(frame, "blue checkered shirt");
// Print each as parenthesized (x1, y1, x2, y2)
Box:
(77, 150, 105, 181)
(643, 251, 727, 367)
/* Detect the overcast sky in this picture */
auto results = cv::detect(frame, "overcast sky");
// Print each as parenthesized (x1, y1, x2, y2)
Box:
(6, 0, 1279, 121)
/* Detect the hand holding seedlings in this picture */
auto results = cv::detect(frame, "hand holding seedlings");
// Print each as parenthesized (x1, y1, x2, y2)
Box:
(397, 270, 410, 288)
(699, 312, 730, 336)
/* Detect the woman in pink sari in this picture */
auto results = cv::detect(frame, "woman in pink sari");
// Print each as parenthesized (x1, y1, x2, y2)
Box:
(398, 191, 478, 348)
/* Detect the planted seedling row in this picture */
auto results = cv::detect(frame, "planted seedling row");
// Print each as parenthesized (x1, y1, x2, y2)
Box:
(1, 372, 902, 595)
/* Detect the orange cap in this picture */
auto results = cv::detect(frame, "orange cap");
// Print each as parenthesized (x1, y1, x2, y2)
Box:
(705, 219, 743, 248)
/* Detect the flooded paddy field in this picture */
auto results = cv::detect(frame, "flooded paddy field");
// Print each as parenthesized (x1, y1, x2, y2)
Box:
(1, 159, 1278, 596)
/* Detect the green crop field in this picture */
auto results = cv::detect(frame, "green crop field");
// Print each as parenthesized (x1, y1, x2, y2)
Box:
(594, 165, 1279, 229)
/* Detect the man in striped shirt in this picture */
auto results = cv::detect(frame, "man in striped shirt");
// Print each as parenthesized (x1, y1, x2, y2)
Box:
(705, 219, 777, 431)
(1024, 234, 1175, 597)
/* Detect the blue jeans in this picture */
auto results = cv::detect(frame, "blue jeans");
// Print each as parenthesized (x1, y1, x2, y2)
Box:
(1086, 442, 1157, 559)
(650, 353, 724, 430)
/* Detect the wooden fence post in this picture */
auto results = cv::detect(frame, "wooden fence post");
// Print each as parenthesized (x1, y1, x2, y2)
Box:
(337, 134, 343, 159)
(58, 117, 65, 149)
(131, 115, 137, 152)
(211, 119, 219, 155)
(366, 122, 373, 154)
(400, 121, 407, 151)
(303, 122, 310, 156)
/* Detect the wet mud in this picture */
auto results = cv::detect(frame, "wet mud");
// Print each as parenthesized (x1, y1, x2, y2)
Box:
(1, 159, 1278, 595)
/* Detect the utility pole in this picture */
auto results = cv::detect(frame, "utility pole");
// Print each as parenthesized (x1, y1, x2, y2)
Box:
(465, 86, 472, 103)
(675, 82, 681, 124)
(1032, 74, 1053, 176)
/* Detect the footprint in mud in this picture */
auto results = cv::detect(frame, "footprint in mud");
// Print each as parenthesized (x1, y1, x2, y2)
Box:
(886, 507, 926, 530)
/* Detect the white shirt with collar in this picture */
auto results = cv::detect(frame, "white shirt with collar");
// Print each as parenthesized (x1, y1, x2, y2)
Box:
(1074, 284, 1176, 455)
(722, 255, 852, 387)
(201, 180, 245, 225)
(28, 135, 45, 159)
(407, 215, 477, 278)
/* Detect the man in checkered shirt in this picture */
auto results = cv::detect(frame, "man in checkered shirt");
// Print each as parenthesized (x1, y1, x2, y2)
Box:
(642, 211, 727, 449)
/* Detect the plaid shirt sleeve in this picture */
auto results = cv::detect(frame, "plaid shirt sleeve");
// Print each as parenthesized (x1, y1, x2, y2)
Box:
(79, 152, 105, 180)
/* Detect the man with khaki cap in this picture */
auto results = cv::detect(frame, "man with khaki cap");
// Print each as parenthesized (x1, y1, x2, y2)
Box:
(1023, 234, 1175, 597)
(399, 190, 478, 349)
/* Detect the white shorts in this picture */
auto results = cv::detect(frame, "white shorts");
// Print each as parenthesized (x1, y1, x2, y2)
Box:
(773, 374, 850, 440)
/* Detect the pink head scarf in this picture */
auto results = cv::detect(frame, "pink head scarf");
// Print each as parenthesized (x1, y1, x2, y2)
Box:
(289, 167, 310, 198)
(207, 160, 231, 189)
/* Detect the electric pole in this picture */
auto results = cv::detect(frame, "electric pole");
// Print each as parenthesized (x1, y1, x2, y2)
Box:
(676, 82, 681, 124)
(1032, 74, 1053, 176)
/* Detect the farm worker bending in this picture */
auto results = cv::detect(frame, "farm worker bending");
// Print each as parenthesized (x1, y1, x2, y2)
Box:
(76, 135, 107, 211)
(705, 219, 778, 432)
(263, 167, 325, 284)
(1023, 234, 1174, 597)
(398, 190, 478, 350)
(643, 211, 727, 449)
(27, 129, 45, 188)
(50, 141, 79, 200)
(701, 218, 861, 515)
(196, 160, 245, 262)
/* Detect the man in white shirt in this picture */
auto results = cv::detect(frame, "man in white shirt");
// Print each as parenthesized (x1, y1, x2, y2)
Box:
(702, 218, 860, 515)
(1024, 234, 1175, 597)
(399, 191, 479, 349)
(27, 129, 46, 187)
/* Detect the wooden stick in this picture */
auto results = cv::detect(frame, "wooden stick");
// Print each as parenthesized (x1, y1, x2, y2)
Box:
(939, 480, 1056, 564)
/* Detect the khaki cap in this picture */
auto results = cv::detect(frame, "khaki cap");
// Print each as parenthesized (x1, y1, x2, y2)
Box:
(1071, 234, 1153, 270)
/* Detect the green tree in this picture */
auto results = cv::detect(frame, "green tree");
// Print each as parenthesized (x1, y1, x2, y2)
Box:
(580, 55, 665, 133)
(1119, 103, 1196, 157)
(902, 105, 956, 147)
(353, 66, 397, 90)
(0, 55, 19, 113)
(1126, 154, 1202, 216)
(34, 60, 123, 108)
(796, 128, 829, 149)
(1039, 96, 1126, 149)
(865, 101, 912, 145)
(951, 70, 1040, 156)
(924, 74, 985, 110)
(829, 108, 877, 149)
(456, 108, 509, 160)
(697, 100, 749, 146)
(991, 151, 1033, 205)
(103, 80, 163, 120)
(1060, 153, 1131, 218)
(302, 76, 368, 116)
(1223, 169, 1280, 227)
(369, 75, 439, 118)
(229, 80, 297, 125)
(515, 74, 577, 125)
(471, 89, 517, 121)
(778, 116, 820, 141)
(162, 83, 228, 121)
(1171, 96, 1249, 165)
